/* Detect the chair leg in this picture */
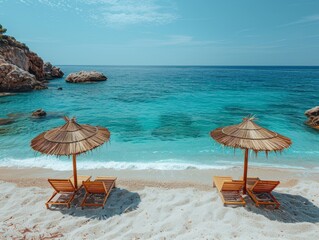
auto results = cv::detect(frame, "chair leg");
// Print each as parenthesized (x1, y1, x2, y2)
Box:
(102, 194, 108, 209)
(81, 193, 90, 209)
(62, 192, 76, 209)
(247, 189, 259, 207)
(46, 191, 58, 209)
(68, 192, 76, 205)
(102, 185, 115, 208)
(269, 192, 280, 209)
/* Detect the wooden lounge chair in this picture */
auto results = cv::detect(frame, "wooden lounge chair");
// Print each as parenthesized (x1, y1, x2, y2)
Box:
(213, 176, 246, 206)
(81, 176, 117, 209)
(247, 180, 280, 209)
(46, 176, 91, 209)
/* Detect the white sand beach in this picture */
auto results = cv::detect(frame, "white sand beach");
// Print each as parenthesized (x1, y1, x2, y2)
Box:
(2, 0, 319, 239)
(0, 167, 318, 240)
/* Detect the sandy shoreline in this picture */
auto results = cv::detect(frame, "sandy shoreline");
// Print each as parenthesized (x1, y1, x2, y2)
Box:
(0, 167, 318, 239)
(1, 166, 317, 188)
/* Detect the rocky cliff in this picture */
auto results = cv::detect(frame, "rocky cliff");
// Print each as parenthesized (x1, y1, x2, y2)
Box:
(0, 57, 46, 91)
(0, 34, 64, 92)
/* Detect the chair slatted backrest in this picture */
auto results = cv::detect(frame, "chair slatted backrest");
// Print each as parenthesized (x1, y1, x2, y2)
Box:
(83, 181, 107, 194)
(95, 179, 115, 189)
(221, 180, 244, 191)
(48, 179, 75, 192)
(251, 180, 280, 193)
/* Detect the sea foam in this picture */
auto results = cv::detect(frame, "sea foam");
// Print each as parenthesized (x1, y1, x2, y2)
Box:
(0, 157, 231, 171)
(0, 156, 314, 171)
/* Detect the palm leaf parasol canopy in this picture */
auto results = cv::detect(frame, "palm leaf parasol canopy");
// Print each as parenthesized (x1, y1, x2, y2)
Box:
(210, 116, 291, 193)
(31, 116, 110, 189)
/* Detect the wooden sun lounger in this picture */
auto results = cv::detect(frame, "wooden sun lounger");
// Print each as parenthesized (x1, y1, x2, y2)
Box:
(213, 176, 246, 206)
(81, 176, 117, 209)
(247, 180, 280, 209)
(46, 176, 91, 209)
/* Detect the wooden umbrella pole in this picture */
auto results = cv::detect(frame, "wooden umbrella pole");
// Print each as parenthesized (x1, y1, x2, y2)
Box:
(243, 149, 249, 194)
(72, 154, 78, 189)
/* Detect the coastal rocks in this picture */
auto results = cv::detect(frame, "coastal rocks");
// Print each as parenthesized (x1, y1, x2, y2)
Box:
(32, 109, 47, 118)
(0, 35, 45, 80)
(0, 118, 14, 125)
(0, 57, 47, 92)
(305, 106, 319, 129)
(66, 71, 107, 83)
(44, 62, 64, 79)
(305, 106, 319, 118)
(0, 32, 63, 92)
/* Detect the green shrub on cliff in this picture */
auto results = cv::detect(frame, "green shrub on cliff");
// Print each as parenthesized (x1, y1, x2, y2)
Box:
(0, 24, 7, 39)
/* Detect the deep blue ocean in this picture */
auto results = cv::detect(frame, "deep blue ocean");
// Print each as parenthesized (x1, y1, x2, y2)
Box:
(1, 66, 319, 171)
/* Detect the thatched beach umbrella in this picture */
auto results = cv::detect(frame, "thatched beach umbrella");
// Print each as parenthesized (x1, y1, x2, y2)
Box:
(31, 117, 110, 189)
(210, 116, 291, 193)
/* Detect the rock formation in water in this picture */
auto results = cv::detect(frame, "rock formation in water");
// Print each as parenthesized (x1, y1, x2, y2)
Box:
(66, 71, 107, 83)
(305, 106, 319, 128)
(44, 62, 64, 79)
(0, 118, 14, 125)
(32, 109, 47, 118)
(0, 26, 64, 92)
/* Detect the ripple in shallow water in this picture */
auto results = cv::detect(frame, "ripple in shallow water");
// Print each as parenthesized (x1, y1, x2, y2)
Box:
(152, 113, 202, 140)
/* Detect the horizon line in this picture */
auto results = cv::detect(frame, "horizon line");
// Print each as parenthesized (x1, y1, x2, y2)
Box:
(55, 64, 319, 67)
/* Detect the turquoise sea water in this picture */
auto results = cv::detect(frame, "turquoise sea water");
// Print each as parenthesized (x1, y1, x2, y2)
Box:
(0, 66, 319, 170)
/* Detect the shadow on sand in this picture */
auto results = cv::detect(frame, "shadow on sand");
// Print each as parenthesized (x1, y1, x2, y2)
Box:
(244, 192, 319, 223)
(49, 188, 141, 220)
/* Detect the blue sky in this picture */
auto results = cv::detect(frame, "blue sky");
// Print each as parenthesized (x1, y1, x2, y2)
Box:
(1, 0, 319, 65)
